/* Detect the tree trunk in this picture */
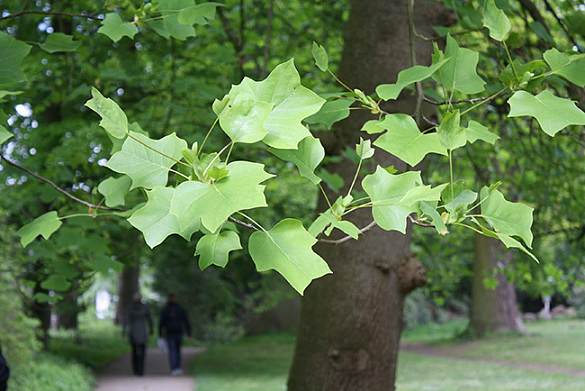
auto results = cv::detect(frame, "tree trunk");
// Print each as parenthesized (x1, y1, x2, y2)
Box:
(115, 264, 140, 326)
(470, 234, 525, 335)
(287, 1, 449, 390)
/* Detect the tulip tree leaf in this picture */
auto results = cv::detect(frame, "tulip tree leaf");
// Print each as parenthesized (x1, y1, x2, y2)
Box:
(438, 110, 467, 150)
(433, 35, 486, 94)
(196, 231, 242, 269)
(311, 42, 329, 72)
(480, 187, 534, 247)
(0, 127, 12, 145)
(308, 211, 361, 239)
(304, 98, 352, 129)
(420, 201, 448, 235)
(39, 33, 81, 53)
(98, 13, 138, 42)
(17, 211, 63, 247)
(179, 161, 274, 233)
(218, 92, 271, 143)
(376, 58, 449, 100)
(106, 132, 187, 190)
(85, 88, 128, 139)
(495, 232, 539, 262)
(41, 275, 71, 291)
(177, 2, 223, 25)
(158, 0, 197, 40)
(371, 114, 447, 166)
(97, 176, 132, 207)
(249, 218, 332, 295)
(508, 90, 585, 136)
(0, 32, 32, 86)
(356, 138, 375, 160)
(466, 120, 499, 144)
(128, 186, 201, 248)
(269, 136, 324, 185)
(483, 0, 511, 41)
(362, 169, 425, 233)
(223, 59, 324, 149)
(543, 48, 585, 87)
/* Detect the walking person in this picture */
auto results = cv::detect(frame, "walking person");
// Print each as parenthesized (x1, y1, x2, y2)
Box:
(123, 293, 153, 376)
(159, 293, 191, 376)
(0, 343, 9, 391)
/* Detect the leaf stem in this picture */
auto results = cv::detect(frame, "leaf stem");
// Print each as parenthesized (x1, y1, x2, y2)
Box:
(328, 69, 352, 92)
(346, 160, 362, 200)
(198, 117, 219, 156)
(503, 41, 520, 84)
(460, 87, 508, 116)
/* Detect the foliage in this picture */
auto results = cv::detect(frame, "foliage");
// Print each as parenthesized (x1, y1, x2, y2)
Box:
(8, 352, 95, 391)
(48, 317, 130, 370)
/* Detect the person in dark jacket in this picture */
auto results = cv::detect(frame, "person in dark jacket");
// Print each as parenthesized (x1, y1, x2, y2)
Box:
(123, 293, 153, 376)
(0, 344, 9, 391)
(158, 294, 191, 376)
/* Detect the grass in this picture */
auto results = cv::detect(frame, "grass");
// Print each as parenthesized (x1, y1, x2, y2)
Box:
(192, 318, 585, 391)
(49, 317, 130, 371)
(192, 334, 295, 391)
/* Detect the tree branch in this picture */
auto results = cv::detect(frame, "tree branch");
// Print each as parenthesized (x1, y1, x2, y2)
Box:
(0, 10, 103, 22)
(408, 215, 435, 228)
(0, 155, 122, 212)
(228, 216, 260, 231)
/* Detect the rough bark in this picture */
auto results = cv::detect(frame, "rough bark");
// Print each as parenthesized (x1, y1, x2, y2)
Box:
(115, 264, 140, 326)
(470, 234, 525, 336)
(287, 1, 449, 390)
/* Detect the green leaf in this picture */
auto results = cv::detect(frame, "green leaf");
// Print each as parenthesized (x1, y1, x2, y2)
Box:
(41, 275, 71, 292)
(356, 138, 374, 160)
(158, 0, 197, 40)
(544, 48, 585, 87)
(226, 59, 325, 149)
(311, 42, 329, 72)
(269, 136, 324, 185)
(495, 232, 538, 262)
(218, 92, 271, 143)
(304, 98, 352, 129)
(177, 2, 223, 25)
(106, 132, 187, 190)
(90, 254, 124, 273)
(196, 231, 242, 269)
(442, 180, 478, 215)
(438, 110, 467, 150)
(0, 32, 32, 86)
(98, 13, 138, 42)
(85, 88, 128, 139)
(376, 58, 449, 100)
(97, 176, 132, 207)
(466, 120, 499, 144)
(39, 33, 81, 53)
(371, 114, 447, 166)
(318, 169, 344, 192)
(483, 0, 511, 41)
(420, 201, 448, 235)
(432, 35, 486, 94)
(128, 186, 201, 248)
(362, 168, 423, 233)
(480, 188, 534, 247)
(249, 219, 332, 294)
(34, 292, 63, 304)
(400, 184, 447, 206)
(17, 211, 63, 247)
(508, 90, 585, 136)
(179, 161, 274, 233)
(0, 126, 12, 145)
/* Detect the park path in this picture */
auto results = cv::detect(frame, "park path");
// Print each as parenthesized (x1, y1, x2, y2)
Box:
(94, 347, 206, 391)
(400, 343, 585, 378)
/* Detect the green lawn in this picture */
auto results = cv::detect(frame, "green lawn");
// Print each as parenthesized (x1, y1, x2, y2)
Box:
(192, 318, 585, 391)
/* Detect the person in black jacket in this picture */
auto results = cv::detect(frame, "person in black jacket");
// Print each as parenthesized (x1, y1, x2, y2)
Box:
(123, 293, 153, 376)
(0, 343, 9, 391)
(158, 294, 191, 376)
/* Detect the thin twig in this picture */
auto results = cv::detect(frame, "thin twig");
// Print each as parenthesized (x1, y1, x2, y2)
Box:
(1, 155, 123, 211)
(424, 96, 490, 106)
(228, 216, 260, 231)
(0, 10, 102, 22)
(408, 215, 435, 228)
(318, 220, 378, 245)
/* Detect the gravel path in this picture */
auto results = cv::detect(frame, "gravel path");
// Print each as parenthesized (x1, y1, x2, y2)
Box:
(95, 346, 206, 391)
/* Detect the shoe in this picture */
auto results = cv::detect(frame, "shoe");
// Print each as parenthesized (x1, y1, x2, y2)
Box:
(171, 368, 183, 376)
